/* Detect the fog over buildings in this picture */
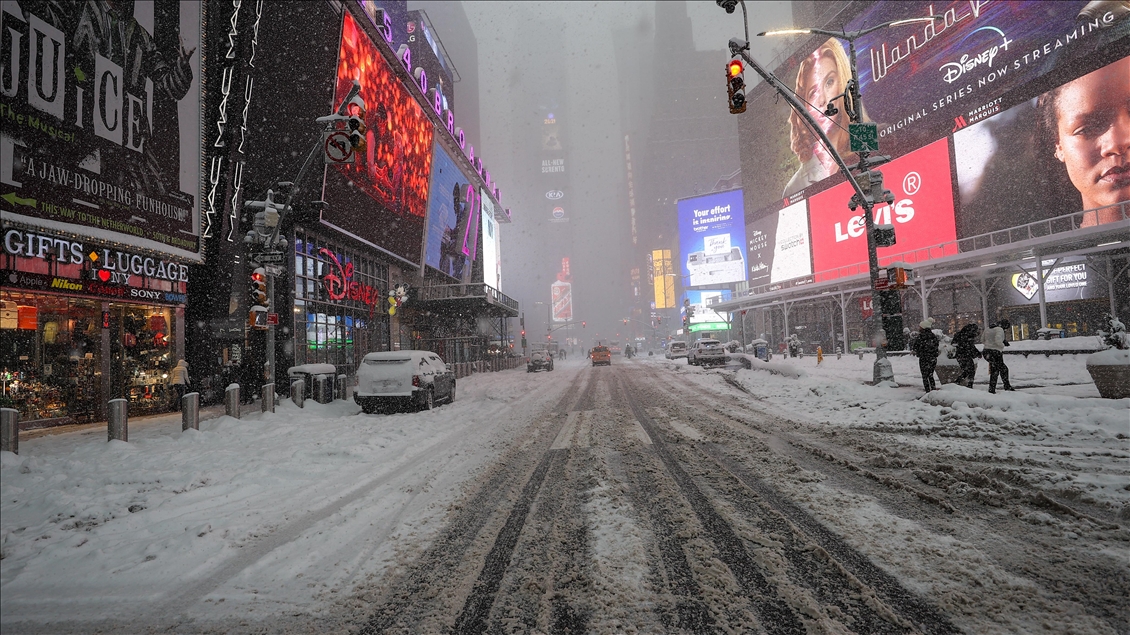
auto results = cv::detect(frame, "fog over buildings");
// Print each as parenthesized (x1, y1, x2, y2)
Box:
(456, 1, 794, 340)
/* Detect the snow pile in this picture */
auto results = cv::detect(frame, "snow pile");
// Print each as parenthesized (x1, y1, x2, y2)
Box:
(1086, 348, 1130, 366)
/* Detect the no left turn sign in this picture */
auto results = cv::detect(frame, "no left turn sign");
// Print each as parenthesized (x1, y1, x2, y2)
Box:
(323, 131, 353, 164)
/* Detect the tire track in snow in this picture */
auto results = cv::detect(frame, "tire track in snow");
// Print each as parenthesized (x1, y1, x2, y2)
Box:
(355, 369, 595, 634)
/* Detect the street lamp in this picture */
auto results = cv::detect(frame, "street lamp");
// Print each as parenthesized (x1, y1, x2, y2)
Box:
(719, 0, 939, 383)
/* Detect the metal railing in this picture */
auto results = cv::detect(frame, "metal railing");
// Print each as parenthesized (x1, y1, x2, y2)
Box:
(418, 282, 520, 312)
(725, 202, 1129, 302)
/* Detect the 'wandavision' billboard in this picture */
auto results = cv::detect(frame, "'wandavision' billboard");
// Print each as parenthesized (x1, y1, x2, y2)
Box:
(738, 0, 1129, 276)
(0, 1, 204, 260)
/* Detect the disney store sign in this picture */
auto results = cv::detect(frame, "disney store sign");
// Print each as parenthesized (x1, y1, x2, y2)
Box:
(319, 247, 379, 309)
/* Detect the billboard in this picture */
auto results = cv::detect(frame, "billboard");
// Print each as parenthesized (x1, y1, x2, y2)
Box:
(954, 56, 1130, 235)
(746, 199, 812, 288)
(677, 189, 747, 288)
(651, 249, 676, 309)
(423, 142, 473, 279)
(808, 139, 958, 280)
(481, 188, 501, 291)
(685, 289, 732, 332)
(322, 12, 434, 264)
(552, 257, 572, 322)
(747, 1, 1129, 210)
(0, 1, 203, 260)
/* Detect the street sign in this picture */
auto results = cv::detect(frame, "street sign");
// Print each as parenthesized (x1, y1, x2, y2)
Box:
(254, 250, 285, 264)
(267, 313, 279, 325)
(849, 122, 879, 153)
(323, 130, 353, 164)
(264, 264, 285, 276)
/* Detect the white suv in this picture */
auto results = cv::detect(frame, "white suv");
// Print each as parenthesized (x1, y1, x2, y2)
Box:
(688, 338, 725, 366)
(665, 341, 688, 359)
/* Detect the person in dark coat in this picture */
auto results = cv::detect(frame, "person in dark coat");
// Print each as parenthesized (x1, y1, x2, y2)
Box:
(952, 323, 982, 388)
(913, 318, 940, 392)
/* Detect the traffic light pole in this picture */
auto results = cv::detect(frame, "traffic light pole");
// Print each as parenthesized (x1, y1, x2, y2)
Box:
(727, 37, 894, 383)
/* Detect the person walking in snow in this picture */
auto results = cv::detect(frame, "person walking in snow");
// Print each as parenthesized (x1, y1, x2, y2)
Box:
(170, 359, 190, 410)
(952, 323, 981, 388)
(912, 318, 940, 392)
(982, 318, 1014, 393)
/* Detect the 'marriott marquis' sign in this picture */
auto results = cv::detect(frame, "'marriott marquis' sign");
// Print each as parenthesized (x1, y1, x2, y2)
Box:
(0, 1, 205, 260)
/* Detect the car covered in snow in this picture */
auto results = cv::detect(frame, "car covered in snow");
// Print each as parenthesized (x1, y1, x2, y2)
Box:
(355, 350, 455, 413)
(687, 338, 725, 366)
(665, 341, 688, 359)
(527, 350, 554, 372)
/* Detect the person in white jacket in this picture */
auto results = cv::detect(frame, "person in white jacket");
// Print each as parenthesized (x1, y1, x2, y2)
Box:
(170, 360, 190, 410)
(982, 319, 1013, 393)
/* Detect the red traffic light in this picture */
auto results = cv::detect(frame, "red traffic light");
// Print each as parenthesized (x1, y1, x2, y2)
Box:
(582, 321, 586, 328)
(251, 271, 265, 283)
(727, 59, 743, 78)
(521, 330, 526, 337)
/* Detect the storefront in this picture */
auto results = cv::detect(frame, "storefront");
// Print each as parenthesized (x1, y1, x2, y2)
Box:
(2, 226, 188, 426)
(290, 227, 390, 371)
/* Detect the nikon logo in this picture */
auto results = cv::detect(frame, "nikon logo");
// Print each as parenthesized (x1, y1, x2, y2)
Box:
(51, 278, 82, 290)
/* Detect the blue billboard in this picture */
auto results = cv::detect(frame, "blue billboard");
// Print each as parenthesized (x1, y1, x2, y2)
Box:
(677, 189, 747, 287)
(424, 143, 473, 279)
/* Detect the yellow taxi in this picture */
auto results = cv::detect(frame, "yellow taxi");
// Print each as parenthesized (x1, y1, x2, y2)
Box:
(590, 345, 611, 367)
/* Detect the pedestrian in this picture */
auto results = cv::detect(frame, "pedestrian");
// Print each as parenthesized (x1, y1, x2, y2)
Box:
(816, 345, 823, 365)
(169, 359, 190, 410)
(982, 318, 1014, 393)
(912, 318, 940, 392)
(952, 323, 982, 388)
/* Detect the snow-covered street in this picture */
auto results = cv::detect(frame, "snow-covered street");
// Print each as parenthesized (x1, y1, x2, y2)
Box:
(2, 354, 1127, 634)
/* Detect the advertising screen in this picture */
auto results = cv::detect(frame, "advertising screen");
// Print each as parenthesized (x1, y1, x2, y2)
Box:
(322, 12, 434, 265)
(808, 139, 958, 280)
(423, 142, 473, 280)
(651, 249, 676, 309)
(740, 0, 1129, 238)
(481, 188, 501, 291)
(551, 280, 572, 322)
(746, 200, 812, 287)
(954, 56, 1130, 235)
(685, 289, 732, 332)
(677, 189, 747, 288)
(0, 1, 203, 259)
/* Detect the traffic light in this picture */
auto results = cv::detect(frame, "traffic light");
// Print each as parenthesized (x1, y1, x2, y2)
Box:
(521, 329, 526, 337)
(346, 95, 367, 151)
(687, 305, 695, 318)
(657, 316, 661, 324)
(582, 321, 586, 328)
(726, 58, 747, 114)
(244, 189, 284, 245)
(249, 267, 268, 330)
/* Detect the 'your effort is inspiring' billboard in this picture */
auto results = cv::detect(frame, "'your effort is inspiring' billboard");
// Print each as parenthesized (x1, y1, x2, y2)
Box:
(678, 189, 747, 288)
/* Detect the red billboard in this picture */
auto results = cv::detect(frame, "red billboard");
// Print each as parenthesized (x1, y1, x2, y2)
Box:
(321, 12, 434, 264)
(809, 139, 958, 281)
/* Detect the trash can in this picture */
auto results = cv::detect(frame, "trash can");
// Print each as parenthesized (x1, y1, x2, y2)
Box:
(287, 364, 338, 403)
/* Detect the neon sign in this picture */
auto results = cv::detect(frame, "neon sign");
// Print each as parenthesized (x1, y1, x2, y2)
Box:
(319, 248, 380, 308)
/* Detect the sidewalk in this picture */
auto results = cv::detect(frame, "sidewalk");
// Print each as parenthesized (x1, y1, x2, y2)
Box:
(18, 401, 248, 442)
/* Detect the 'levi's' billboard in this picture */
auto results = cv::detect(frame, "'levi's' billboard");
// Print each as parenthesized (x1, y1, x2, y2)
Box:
(808, 139, 958, 281)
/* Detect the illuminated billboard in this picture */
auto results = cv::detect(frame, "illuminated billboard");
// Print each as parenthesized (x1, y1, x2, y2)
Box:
(552, 257, 572, 322)
(746, 199, 813, 288)
(481, 189, 501, 291)
(322, 12, 434, 265)
(651, 249, 676, 309)
(0, 1, 203, 260)
(423, 142, 473, 279)
(677, 189, 747, 288)
(808, 139, 958, 280)
(685, 289, 732, 332)
(746, 1, 1129, 211)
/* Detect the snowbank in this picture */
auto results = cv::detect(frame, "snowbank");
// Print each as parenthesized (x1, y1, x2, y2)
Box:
(1086, 348, 1130, 366)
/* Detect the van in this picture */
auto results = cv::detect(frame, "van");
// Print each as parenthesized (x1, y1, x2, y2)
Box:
(665, 341, 688, 359)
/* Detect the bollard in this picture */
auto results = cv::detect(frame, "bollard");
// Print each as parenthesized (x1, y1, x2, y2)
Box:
(1, 408, 18, 455)
(858, 350, 864, 360)
(182, 392, 199, 431)
(225, 384, 240, 419)
(292, 379, 305, 408)
(339, 374, 351, 401)
(108, 398, 128, 442)
(262, 383, 275, 413)
(334, 375, 344, 401)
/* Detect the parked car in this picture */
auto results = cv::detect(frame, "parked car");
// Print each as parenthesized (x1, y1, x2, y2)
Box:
(688, 338, 725, 366)
(591, 345, 612, 366)
(355, 350, 455, 413)
(527, 350, 554, 372)
(665, 341, 688, 360)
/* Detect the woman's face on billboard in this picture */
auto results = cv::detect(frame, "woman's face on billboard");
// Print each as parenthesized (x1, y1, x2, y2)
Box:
(1054, 58, 1130, 210)
(805, 52, 841, 118)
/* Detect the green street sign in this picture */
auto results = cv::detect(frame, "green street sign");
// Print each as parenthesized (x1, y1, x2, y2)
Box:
(849, 122, 879, 153)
